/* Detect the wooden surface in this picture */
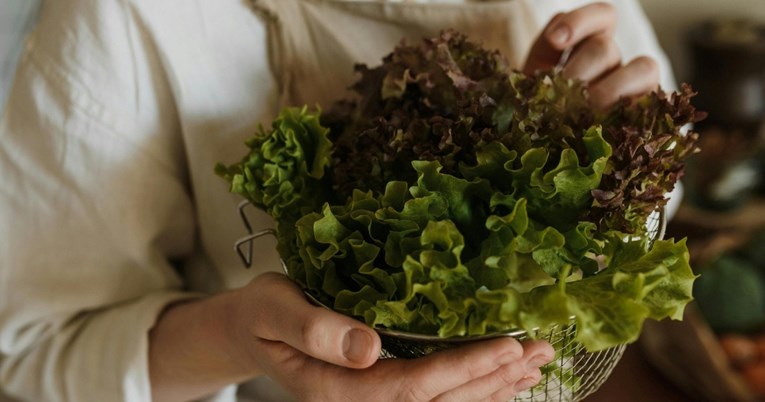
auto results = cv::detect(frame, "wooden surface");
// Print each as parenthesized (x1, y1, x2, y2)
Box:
(580, 124, 765, 402)
(583, 342, 693, 402)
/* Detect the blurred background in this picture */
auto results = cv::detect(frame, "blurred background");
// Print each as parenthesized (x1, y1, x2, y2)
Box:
(1, 0, 764, 401)
(602, 1, 765, 401)
(642, 0, 765, 83)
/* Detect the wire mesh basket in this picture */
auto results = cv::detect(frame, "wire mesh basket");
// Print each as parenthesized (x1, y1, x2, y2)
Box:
(375, 320, 626, 402)
(234, 201, 666, 402)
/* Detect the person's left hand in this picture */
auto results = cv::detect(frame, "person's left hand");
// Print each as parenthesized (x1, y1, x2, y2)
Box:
(233, 273, 555, 402)
(523, 2, 660, 109)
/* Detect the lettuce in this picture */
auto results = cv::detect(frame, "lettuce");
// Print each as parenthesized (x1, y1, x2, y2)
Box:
(280, 157, 694, 350)
(215, 106, 334, 221)
(218, 30, 701, 352)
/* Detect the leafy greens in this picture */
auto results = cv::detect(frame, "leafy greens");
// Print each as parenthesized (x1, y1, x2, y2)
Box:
(217, 30, 702, 352)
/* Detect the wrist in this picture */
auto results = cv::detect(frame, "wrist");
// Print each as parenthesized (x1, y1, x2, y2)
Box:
(220, 287, 264, 377)
(148, 290, 263, 402)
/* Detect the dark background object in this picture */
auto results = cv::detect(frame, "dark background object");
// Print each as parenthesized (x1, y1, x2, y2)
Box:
(689, 19, 765, 129)
(684, 19, 765, 211)
(683, 127, 764, 211)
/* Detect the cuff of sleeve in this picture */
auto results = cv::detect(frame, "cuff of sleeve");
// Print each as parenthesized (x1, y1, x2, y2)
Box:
(122, 291, 206, 402)
(0, 291, 244, 402)
(1, 291, 208, 402)
(665, 181, 684, 221)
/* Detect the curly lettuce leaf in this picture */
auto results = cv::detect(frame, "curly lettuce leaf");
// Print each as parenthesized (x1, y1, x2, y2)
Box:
(591, 85, 704, 233)
(323, 30, 517, 197)
(287, 158, 694, 349)
(219, 30, 700, 353)
(215, 106, 333, 220)
(519, 239, 695, 351)
(324, 30, 702, 235)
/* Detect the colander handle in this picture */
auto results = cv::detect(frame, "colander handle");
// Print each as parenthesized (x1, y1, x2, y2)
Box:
(234, 200, 276, 268)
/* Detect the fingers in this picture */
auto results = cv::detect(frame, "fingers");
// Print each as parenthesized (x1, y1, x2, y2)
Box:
(560, 34, 620, 82)
(432, 340, 555, 402)
(435, 364, 528, 402)
(489, 368, 543, 402)
(397, 337, 525, 401)
(246, 282, 555, 402)
(588, 56, 660, 109)
(245, 273, 381, 369)
(254, 334, 532, 402)
(250, 337, 356, 401)
(523, 2, 660, 109)
(523, 2, 617, 74)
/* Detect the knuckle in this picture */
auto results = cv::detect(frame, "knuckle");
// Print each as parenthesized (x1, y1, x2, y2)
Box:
(504, 341, 524, 362)
(398, 380, 433, 402)
(252, 271, 281, 287)
(300, 314, 327, 353)
(449, 346, 494, 380)
(528, 368, 543, 383)
(398, 364, 441, 402)
(544, 12, 568, 42)
(529, 341, 555, 360)
(497, 364, 523, 387)
(592, 1, 617, 17)
(588, 85, 614, 109)
(269, 341, 295, 364)
(606, 41, 621, 64)
(633, 56, 660, 78)
(512, 369, 543, 397)
(589, 35, 617, 55)
(454, 351, 483, 379)
(550, 12, 567, 25)
(589, 34, 610, 47)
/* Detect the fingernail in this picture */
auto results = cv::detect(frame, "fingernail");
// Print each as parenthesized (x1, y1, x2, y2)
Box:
(549, 24, 571, 46)
(515, 375, 540, 392)
(343, 329, 372, 363)
(526, 354, 552, 371)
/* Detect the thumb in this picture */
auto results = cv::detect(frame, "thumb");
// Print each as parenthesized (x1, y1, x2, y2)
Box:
(523, 2, 616, 74)
(246, 273, 381, 369)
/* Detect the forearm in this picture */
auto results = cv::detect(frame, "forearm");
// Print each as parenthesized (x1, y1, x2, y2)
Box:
(148, 289, 260, 402)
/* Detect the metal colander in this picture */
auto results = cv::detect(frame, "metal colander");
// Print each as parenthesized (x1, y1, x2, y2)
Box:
(234, 201, 666, 402)
(375, 319, 626, 402)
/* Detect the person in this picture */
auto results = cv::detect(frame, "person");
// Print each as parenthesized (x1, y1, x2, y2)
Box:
(0, 0, 673, 401)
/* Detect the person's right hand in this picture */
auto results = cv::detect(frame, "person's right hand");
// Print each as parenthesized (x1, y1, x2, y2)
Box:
(523, 2, 660, 110)
(233, 273, 555, 402)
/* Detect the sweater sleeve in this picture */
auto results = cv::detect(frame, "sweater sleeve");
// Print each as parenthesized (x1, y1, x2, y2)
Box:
(0, 1, 216, 400)
(610, 0, 677, 91)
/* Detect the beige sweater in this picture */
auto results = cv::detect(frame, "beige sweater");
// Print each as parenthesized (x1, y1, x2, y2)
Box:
(0, 1, 674, 401)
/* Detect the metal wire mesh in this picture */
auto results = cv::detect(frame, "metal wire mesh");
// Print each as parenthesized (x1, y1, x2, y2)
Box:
(371, 319, 626, 402)
(511, 322, 627, 402)
(234, 201, 665, 401)
(371, 209, 663, 401)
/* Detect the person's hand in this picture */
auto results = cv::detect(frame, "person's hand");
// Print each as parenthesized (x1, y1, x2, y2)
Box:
(234, 273, 555, 402)
(523, 2, 660, 109)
